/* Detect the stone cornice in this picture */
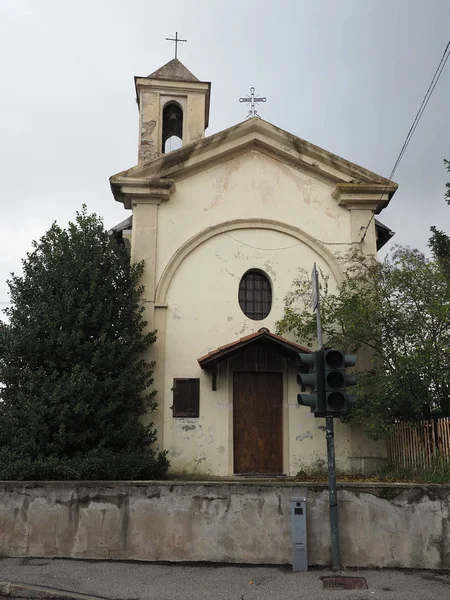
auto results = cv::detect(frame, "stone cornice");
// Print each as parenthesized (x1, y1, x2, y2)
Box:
(112, 178, 174, 209)
(332, 182, 398, 213)
(135, 77, 210, 97)
(134, 77, 211, 127)
(110, 119, 398, 192)
(110, 121, 399, 213)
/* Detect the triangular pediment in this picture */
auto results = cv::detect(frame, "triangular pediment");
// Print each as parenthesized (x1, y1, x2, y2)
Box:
(110, 118, 397, 210)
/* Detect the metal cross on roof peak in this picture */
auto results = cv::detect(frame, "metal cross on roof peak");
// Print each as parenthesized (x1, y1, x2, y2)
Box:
(166, 31, 187, 60)
(239, 86, 267, 119)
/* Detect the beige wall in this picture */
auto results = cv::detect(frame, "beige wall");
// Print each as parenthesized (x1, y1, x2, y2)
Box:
(162, 229, 349, 476)
(137, 79, 208, 163)
(155, 151, 347, 286)
(0, 482, 448, 569)
(129, 150, 385, 475)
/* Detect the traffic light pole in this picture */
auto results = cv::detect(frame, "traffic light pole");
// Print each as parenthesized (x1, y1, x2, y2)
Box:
(326, 416, 340, 570)
(313, 264, 323, 350)
(312, 264, 341, 571)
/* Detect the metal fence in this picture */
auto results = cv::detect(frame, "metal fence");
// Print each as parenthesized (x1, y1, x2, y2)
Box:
(387, 417, 450, 469)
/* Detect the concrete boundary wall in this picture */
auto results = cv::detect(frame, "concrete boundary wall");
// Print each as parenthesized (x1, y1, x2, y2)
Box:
(0, 481, 448, 569)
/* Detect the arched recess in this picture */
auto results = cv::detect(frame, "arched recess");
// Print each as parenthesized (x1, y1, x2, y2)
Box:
(155, 219, 344, 304)
(162, 101, 183, 154)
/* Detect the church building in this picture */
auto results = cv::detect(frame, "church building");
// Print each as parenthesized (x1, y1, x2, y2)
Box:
(109, 57, 397, 477)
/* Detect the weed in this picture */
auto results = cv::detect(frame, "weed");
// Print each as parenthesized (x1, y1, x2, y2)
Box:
(295, 453, 450, 484)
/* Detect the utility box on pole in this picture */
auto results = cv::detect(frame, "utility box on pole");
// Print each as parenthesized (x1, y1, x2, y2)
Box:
(290, 497, 308, 572)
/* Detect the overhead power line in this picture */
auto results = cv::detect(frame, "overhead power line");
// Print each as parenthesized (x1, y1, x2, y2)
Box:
(361, 38, 450, 244)
(388, 39, 450, 182)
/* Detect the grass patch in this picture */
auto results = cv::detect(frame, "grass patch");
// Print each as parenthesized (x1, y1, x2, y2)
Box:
(294, 455, 450, 484)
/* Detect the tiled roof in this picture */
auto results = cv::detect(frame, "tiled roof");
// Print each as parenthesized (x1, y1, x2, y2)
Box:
(198, 328, 310, 368)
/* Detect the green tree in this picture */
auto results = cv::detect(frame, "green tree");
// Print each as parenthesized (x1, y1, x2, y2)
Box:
(278, 160, 450, 439)
(277, 246, 450, 439)
(0, 207, 169, 480)
(429, 225, 450, 278)
(445, 158, 450, 205)
(428, 161, 450, 276)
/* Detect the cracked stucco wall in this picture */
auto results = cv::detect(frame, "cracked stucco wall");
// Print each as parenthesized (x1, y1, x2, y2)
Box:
(138, 91, 159, 163)
(155, 151, 385, 476)
(0, 482, 448, 569)
(137, 86, 207, 163)
(155, 151, 348, 285)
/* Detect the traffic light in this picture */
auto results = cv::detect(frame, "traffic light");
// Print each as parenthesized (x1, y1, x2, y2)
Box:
(323, 349, 357, 416)
(297, 350, 326, 417)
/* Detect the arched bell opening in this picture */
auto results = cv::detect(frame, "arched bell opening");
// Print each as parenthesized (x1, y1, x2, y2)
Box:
(162, 102, 183, 153)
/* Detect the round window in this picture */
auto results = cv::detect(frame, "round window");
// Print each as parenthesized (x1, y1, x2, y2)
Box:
(238, 270, 272, 320)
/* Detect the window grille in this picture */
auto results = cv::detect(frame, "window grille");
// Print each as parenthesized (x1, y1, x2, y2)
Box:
(238, 270, 272, 320)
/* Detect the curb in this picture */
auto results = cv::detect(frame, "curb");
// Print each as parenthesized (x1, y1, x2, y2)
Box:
(0, 582, 106, 600)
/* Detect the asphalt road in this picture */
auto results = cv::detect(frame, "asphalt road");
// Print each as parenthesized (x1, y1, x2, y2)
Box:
(0, 558, 449, 600)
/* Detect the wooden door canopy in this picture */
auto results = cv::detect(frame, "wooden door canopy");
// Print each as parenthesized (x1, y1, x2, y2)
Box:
(198, 328, 310, 371)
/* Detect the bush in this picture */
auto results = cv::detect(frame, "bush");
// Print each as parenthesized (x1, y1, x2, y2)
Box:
(0, 207, 169, 480)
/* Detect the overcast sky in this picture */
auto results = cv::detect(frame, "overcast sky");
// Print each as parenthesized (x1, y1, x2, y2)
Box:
(1, 0, 449, 307)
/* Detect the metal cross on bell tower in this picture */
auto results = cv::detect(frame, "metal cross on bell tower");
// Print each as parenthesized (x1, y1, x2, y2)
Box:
(166, 31, 187, 59)
(239, 87, 267, 119)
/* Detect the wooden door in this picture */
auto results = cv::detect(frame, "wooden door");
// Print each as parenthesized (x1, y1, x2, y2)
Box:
(233, 372, 283, 474)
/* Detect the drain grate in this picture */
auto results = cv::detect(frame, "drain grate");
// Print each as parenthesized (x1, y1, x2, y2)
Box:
(321, 576, 368, 590)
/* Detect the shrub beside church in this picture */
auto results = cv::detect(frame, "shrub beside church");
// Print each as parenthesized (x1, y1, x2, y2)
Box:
(0, 208, 169, 480)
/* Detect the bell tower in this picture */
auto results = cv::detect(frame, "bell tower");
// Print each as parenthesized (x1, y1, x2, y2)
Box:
(135, 59, 211, 163)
